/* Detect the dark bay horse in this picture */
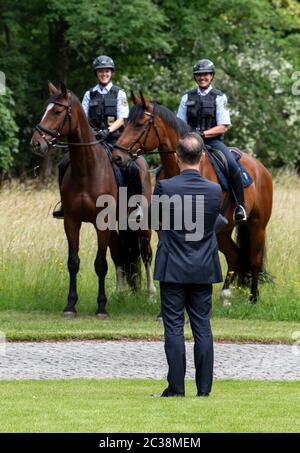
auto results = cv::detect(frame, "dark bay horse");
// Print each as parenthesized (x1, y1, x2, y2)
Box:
(31, 83, 154, 317)
(113, 92, 273, 304)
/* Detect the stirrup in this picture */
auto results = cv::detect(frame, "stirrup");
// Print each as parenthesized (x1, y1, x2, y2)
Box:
(53, 201, 64, 219)
(233, 205, 247, 223)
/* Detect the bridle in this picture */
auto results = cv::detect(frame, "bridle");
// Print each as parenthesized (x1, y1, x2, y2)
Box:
(35, 96, 103, 149)
(114, 102, 176, 161)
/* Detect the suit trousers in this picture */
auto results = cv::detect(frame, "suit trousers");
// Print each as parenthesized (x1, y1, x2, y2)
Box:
(160, 281, 213, 395)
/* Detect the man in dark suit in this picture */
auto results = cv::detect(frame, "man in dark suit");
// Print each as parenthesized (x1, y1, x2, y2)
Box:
(152, 132, 223, 397)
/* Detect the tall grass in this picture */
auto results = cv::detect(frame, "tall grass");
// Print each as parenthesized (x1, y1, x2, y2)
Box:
(0, 174, 299, 321)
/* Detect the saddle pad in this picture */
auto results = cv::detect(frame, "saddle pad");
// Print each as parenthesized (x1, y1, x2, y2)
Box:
(210, 148, 253, 192)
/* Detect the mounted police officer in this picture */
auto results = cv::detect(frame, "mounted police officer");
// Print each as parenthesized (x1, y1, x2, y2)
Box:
(82, 55, 128, 145)
(53, 55, 141, 218)
(177, 59, 247, 223)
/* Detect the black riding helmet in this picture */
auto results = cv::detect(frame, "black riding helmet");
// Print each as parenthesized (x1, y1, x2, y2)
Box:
(93, 55, 115, 73)
(193, 59, 215, 75)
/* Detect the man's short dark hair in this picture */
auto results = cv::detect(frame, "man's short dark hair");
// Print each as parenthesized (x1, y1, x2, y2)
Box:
(176, 133, 203, 164)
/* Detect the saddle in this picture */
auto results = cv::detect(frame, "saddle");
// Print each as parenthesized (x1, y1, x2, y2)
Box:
(206, 146, 253, 192)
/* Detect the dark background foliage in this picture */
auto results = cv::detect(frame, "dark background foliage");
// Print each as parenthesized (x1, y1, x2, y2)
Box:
(0, 0, 300, 177)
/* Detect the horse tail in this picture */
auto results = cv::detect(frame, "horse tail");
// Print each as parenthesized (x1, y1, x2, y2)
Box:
(235, 224, 252, 287)
(119, 230, 141, 290)
(235, 224, 272, 286)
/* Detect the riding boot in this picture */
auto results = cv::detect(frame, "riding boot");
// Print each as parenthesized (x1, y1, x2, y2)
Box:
(53, 152, 70, 219)
(53, 202, 64, 219)
(231, 169, 247, 223)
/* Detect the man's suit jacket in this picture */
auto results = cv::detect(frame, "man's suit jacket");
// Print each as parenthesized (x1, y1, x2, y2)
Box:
(153, 169, 223, 284)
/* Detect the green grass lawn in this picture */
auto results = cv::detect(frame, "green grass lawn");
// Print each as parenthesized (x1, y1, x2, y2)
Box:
(0, 379, 299, 433)
(1, 310, 299, 343)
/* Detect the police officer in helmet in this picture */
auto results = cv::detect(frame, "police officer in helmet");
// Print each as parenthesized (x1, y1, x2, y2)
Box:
(177, 59, 247, 223)
(53, 55, 141, 218)
(82, 55, 128, 144)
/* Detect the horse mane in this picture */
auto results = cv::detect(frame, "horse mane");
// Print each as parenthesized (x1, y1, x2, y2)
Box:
(129, 101, 190, 137)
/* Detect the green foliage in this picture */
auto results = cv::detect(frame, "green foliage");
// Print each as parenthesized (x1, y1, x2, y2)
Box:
(0, 88, 19, 171)
(0, 0, 300, 171)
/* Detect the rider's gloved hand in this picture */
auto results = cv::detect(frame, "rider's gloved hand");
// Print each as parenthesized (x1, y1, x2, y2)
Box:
(97, 128, 110, 141)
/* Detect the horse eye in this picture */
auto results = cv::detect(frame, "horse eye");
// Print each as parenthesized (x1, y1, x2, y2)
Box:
(53, 110, 61, 116)
(135, 122, 144, 128)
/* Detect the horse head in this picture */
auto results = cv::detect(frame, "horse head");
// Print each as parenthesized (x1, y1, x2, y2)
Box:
(31, 81, 74, 156)
(112, 91, 162, 167)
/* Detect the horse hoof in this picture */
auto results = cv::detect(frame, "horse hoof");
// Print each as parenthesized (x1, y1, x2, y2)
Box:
(220, 289, 232, 300)
(62, 311, 77, 318)
(96, 311, 109, 319)
(220, 289, 232, 306)
(223, 300, 232, 307)
(148, 286, 157, 296)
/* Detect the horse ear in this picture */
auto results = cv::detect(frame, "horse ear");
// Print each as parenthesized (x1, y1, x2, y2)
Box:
(60, 81, 68, 99)
(139, 90, 151, 110)
(131, 90, 140, 105)
(139, 91, 146, 109)
(48, 81, 58, 95)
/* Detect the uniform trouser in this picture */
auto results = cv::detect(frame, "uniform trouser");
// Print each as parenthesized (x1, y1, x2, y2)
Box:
(160, 282, 214, 395)
(204, 138, 244, 205)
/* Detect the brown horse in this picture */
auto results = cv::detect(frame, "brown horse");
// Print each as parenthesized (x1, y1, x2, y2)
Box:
(31, 82, 154, 317)
(113, 92, 273, 304)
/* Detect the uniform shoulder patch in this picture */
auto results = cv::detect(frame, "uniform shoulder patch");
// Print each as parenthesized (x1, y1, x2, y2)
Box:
(121, 98, 128, 107)
(223, 101, 229, 110)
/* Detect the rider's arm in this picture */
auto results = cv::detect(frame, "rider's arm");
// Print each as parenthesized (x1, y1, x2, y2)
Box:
(81, 90, 91, 116)
(108, 89, 129, 133)
(176, 94, 188, 122)
(203, 93, 231, 138)
(203, 124, 228, 138)
(108, 117, 125, 134)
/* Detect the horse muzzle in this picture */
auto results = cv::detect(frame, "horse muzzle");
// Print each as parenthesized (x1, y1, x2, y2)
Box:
(30, 136, 49, 157)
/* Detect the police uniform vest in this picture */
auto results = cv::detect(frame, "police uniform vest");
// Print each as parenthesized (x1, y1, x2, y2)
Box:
(88, 85, 123, 137)
(186, 87, 223, 135)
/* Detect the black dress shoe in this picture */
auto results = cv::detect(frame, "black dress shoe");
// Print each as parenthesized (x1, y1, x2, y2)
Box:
(197, 392, 210, 397)
(161, 388, 185, 398)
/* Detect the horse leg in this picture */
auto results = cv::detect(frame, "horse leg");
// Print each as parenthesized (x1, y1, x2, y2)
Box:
(63, 217, 81, 316)
(248, 223, 266, 304)
(95, 230, 110, 318)
(140, 231, 156, 296)
(109, 231, 125, 291)
(217, 229, 239, 305)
